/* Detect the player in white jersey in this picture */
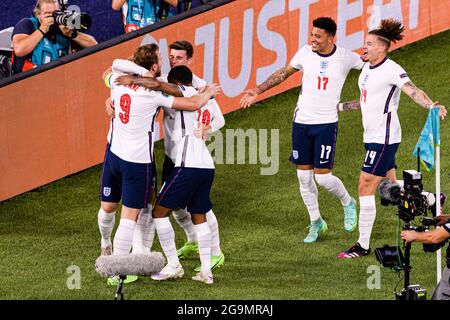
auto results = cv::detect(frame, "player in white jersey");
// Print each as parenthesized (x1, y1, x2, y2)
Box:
(112, 40, 225, 271)
(97, 44, 220, 284)
(337, 19, 447, 259)
(149, 65, 223, 283)
(241, 17, 363, 243)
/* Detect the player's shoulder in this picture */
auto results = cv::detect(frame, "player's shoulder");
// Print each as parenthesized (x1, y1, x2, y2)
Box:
(180, 85, 198, 97)
(384, 58, 407, 74)
(158, 74, 168, 82)
(192, 74, 207, 88)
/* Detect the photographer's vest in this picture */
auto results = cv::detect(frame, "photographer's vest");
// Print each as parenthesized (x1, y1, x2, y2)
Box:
(27, 17, 69, 69)
(122, 0, 171, 33)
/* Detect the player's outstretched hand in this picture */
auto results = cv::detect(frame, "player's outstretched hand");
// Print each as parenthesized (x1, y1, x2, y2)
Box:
(208, 84, 222, 98)
(240, 89, 258, 109)
(105, 97, 115, 119)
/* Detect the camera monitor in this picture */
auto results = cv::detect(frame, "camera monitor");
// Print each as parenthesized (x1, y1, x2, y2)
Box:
(375, 245, 405, 269)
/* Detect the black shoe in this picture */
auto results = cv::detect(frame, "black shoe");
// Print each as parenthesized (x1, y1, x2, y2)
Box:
(338, 242, 370, 259)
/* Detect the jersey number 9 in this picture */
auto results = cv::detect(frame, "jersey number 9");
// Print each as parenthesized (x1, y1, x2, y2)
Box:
(119, 94, 131, 124)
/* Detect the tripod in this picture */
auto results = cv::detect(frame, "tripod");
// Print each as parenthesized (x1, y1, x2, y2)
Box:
(396, 221, 427, 300)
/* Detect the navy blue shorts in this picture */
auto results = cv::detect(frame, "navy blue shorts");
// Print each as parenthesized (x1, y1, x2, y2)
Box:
(361, 143, 399, 177)
(99, 145, 153, 209)
(157, 167, 214, 214)
(290, 122, 338, 169)
(161, 154, 175, 184)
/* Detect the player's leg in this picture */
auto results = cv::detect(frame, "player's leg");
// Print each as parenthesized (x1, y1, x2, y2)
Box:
(98, 202, 118, 256)
(173, 208, 199, 258)
(290, 123, 323, 243)
(188, 168, 215, 284)
(98, 145, 121, 256)
(113, 160, 153, 256)
(338, 143, 399, 259)
(205, 210, 224, 269)
(151, 167, 194, 281)
(151, 204, 185, 281)
(162, 154, 199, 258)
(132, 161, 157, 254)
(312, 122, 357, 232)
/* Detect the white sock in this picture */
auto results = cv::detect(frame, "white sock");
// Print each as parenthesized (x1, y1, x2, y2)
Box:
(206, 210, 221, 256)
(195, 222, 212, 274)
(113, 218, 136, 255)
(98, 208, 115, 248)
(315, 173, 352, 206)
(132, 204, 155, 253)
(357, 195, 376, 250)
(173, 208, 197, 243)
(297, 170, 320, 222)
(154, 217, 180, 267)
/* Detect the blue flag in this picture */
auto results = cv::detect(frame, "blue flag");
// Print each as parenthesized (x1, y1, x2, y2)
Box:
(412, 108, 440, 171)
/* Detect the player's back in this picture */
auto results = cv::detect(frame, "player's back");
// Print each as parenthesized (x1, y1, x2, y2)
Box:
(172, 86, 215, 169)
(109, 74, 173, 163)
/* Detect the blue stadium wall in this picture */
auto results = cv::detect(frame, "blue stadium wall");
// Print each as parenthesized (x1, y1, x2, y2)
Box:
(0, 0, 123, 43)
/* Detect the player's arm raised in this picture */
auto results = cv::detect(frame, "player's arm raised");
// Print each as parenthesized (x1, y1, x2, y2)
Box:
(240, 65, 299, 108)
(172, 84, 221, 111)
(401, 81, 447, 119)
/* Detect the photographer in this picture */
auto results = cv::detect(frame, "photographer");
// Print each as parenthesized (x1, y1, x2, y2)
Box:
(11, 0, 97, 74)
(401, 215, 450, 300)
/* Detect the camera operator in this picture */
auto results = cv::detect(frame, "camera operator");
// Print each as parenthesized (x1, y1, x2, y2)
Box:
(401, 214, 450, 300)
(11, 0, 97, 74)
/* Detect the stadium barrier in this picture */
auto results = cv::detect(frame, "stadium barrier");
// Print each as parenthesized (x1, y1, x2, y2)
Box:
(1, 0, 448, 201)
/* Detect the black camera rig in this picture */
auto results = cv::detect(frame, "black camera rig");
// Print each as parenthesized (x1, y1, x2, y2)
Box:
(376, 169, 447, 300)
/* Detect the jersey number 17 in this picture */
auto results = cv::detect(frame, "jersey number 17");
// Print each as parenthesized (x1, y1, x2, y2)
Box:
(317, 76, 329, 90)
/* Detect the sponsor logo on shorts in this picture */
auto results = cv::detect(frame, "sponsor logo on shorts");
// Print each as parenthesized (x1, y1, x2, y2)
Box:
(103, 187, 111, 197)
(319, 160, 329, 164)
(292, 150, 299, 160)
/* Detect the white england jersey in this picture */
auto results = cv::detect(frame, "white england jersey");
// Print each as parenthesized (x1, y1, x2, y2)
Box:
(107, 72, 174, 163)
(161, 74, 207, 162)
(172, 86, 223, 169)
(358, 57, 410, 145)
(110, 59, 210, 161)
(290, 45, 364, 124)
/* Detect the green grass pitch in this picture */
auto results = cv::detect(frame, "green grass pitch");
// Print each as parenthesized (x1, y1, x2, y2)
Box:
(0, 30, 449, 300)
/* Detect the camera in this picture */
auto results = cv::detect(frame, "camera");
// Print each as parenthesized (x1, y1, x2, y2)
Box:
(376, 169, 447, 300)
(52, 10, 91, 31)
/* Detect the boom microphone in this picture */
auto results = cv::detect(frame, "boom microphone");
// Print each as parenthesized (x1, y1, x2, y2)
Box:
(95, 253, 166, 277)
(378, 180, 402, 203)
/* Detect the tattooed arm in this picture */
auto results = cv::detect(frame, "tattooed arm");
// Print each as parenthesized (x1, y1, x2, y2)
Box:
(338, 100, 361, 112)
(115, 75, 184, 97)
(402, 81, 447, 119)
(240, 65, 300, 108)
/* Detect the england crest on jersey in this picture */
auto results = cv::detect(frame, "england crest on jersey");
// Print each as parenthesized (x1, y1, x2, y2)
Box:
(103, 187, 111, 197)
(292, 150, 299, 159)
(362, 74, 369, 86)
(320, 60, 328, 70)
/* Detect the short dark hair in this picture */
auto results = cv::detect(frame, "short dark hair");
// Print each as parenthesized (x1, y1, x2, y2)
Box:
(132, 43, 159, 70)
(167, 65, 193, 86)
(312, 17, 337, 36)
(169, 40, 194, 59)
